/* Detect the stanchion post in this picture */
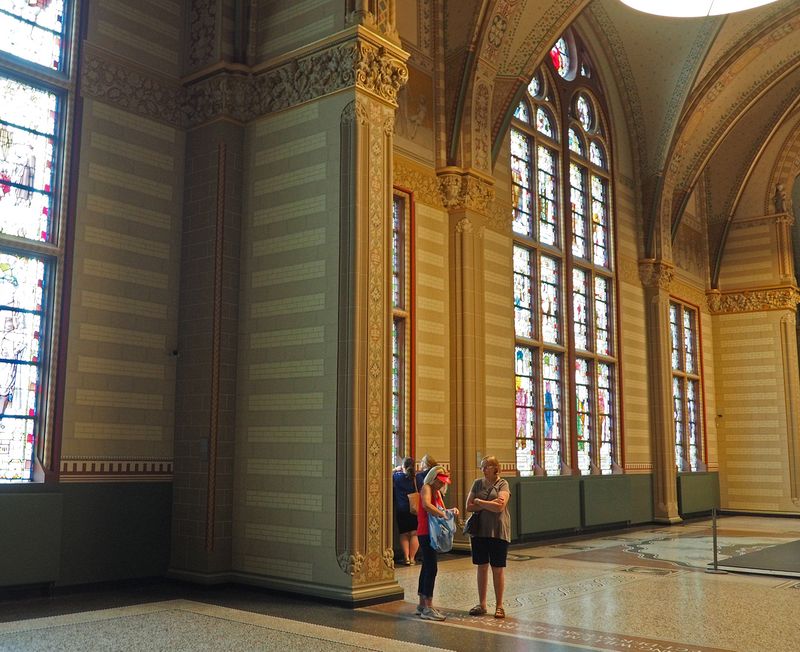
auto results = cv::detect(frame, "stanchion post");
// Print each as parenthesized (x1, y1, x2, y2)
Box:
(706, 506, 727, 574)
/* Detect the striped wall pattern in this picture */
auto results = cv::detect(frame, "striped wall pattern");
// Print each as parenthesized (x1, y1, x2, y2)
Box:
(714, 311, 795, 511)
(699, 310, 718, 471)
(60, 98, 182, 473)
(413, 203, 450, 458)
(233, 99, 342, 578)
(483, 228, 515, 462)
(257, 0, 340, 63)
(717, 221, 777, 289)
(89, 0, 182, 78)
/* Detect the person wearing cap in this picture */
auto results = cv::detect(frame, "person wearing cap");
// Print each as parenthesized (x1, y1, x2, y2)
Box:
(465, 455, 511, 619)
(415, 464, 458, 621)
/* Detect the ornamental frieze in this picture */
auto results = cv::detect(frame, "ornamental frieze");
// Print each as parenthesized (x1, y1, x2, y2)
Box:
(393, 157, 442, 208)
(707, 286, 800, 314)
(83, 37, 407, 130)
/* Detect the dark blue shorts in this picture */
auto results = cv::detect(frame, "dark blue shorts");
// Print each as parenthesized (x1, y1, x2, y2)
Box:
(470, 537, 509, 567)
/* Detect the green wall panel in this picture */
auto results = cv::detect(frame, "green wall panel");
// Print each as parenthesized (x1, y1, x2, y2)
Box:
(0, 488, 62, 587)
(517, 477, 581, 535)
(581, 475, 631, 527)
(678, 472, 719, 516)
(629, 474, 654, 524)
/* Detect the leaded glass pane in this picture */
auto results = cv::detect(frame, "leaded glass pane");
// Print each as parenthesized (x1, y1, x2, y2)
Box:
(542, 351, 561, 476)
(0, 252, 45, 480)
(0, 75, 57, 242)
(528, 74, 542, 98)
(670, 303, 680, 370)
(536, 107, 554, 139)
(594, 275, 610, 355)
(513, 246, 533, 339)
(575, 358, 592, 475)
(591, 175, 609, 267)
(580, 63, 590, 77)
(392, 197, 402, 308)
(391, 319, 401, 465)
(687, 379, 699, 471)
(511, 129, 532, 237)
(514, 100, 529, 123)
(570, 163, 587, 259)
(568, 127, 584, 155)
(590, 141, 605, 168)
(597, 362, 614, 474)
(673, 377, 684, 468)
(0, 0, 66, 70)
(537, 145, 557, 246)
(683, 307, 696, 374)
(515, 346, 536, 476)
(540, 255, 560, 344)
(573, 268, 588, 351)
(550, 36, 570, 79)
(575, 94, 593, 131)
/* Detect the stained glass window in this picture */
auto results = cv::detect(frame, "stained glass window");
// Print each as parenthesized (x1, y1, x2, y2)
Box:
(670, 301, 703, 472)
(391, 193, 411, 466)
(568, 127, 584, 155)
(528, 74, 542, 98)
(511, 129, 532, 237)
(514, 100, 529, 123)
(537, 145, 557, 246)
(570, 163, 587, 259)
(0, 76, 58, 242)
(550, 36, 570, 79)
(540, 256, 560, 344)
(575, 358, 592, 475)
(575, 94, 593, 131)
(590, 141, 605, 168)
(591, 175, 608, 267)
(515, 346, 537, 475)
(511, 30, 619, 478)
(513, 245, 533, 339)
(1, 0, 73, 481)
(1, 0, 66, 70)
(536, 107, 554, 139)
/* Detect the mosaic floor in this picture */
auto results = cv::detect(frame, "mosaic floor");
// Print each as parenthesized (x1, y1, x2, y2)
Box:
(367, 515, 800, 651)
(2, 516, 799, 651)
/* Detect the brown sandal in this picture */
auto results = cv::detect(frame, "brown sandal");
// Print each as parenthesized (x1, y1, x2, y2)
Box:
(468, 605, 487, 616)
(494, 606, 506, 619)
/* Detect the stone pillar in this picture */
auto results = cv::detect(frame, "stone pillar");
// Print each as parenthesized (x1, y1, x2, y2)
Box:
(440, 170, 494, 532)
(639, 260, 681, 523)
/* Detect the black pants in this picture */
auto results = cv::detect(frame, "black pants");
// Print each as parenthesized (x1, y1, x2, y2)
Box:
(417, 535, 438, 598)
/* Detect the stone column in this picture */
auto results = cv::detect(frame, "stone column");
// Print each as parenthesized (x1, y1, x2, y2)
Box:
(440, 170, 494, 534)
(639, 259, 681, 523)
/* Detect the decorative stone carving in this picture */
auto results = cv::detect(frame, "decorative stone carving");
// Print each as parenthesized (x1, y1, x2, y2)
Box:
(774, 183, 788, 213)
(185, 38, 408, 127)
(394, 157, 442, 207)
(473, 82, 490, 172)
(187, 0, 218, 71)
(437, 171, 495, 213)
(337, 550, 365, 576)
(707, 286, 800, 314)
(382, 547, 395, 569)
(638, 260, 674, 291)
(82, 47, 184, 127)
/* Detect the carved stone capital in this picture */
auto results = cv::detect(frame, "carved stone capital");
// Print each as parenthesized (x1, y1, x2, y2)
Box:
(707, 286, 800, 314)
(638, 260, 674, 291)
(337, 550, 365, 576)
(437, 171, 495, 213)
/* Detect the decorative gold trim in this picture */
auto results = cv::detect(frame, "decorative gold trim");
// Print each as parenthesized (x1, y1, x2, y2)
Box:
(707, 286, 800, 314)
(437, 169, 495, 213)
(393, 156, 442, 207)
(59, 458, 173, 482)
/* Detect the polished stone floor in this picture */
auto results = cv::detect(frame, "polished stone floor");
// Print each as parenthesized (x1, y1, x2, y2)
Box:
(2, 515, 799, 651)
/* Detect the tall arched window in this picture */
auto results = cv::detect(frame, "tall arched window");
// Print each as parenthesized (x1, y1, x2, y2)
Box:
(391, 190, 412, 466)
(512, 32, 620, 477)
(1, 0, 75, 481)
